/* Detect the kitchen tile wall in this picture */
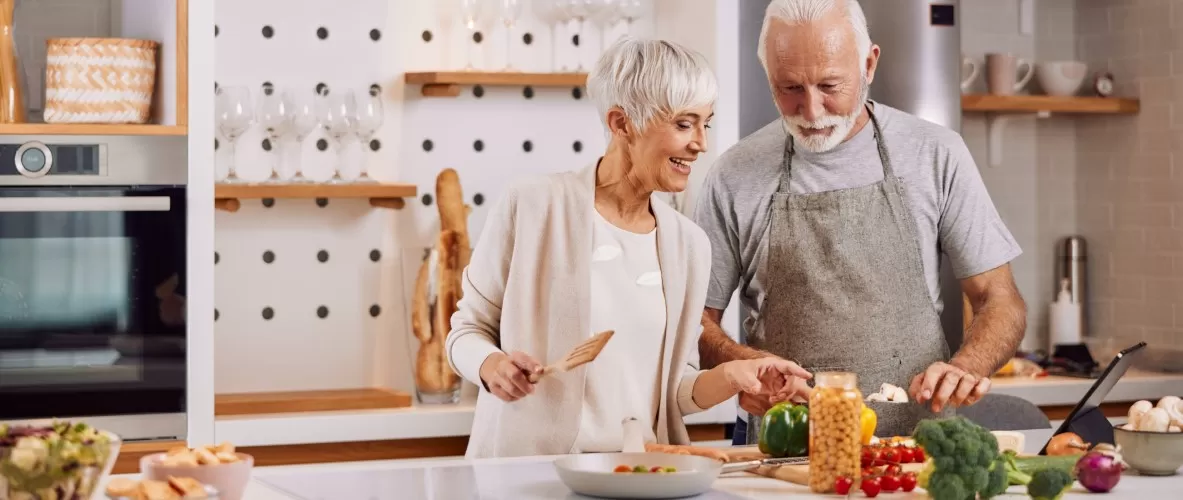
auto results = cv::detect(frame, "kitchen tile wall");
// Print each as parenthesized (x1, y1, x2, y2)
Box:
(1075, 0, 1183, 349)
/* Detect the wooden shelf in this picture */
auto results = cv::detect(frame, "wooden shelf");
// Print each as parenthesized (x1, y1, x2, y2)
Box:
(404, 71, 588, 97)
(214, 183, 418, 212)
(961, 94, 1140, 114)
(215, 388, 413, 417)
(0, 123, 187, 136)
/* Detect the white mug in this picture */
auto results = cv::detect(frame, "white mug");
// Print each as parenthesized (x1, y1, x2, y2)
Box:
(961, 56, 980, 94)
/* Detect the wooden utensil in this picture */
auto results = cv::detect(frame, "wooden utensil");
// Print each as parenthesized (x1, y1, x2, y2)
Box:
(527, 330, 615, 383)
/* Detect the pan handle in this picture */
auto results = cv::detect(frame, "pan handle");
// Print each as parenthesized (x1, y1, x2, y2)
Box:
(720, 460, 764, 475)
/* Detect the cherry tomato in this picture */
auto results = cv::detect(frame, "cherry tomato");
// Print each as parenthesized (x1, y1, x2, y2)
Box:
(862, 467, 877, 478)
(881, 447, 900, 465)
(860, 477, 882, 498)
(861, 447, 874, 468)
(650, 466, 664, 473)
(834, 476, 854, 495)
(884, 464, 903, 477)
(897, 447, 915, 463)
(900, 472, 917, 492)
(870, 448, 885, 466)
(880, 474, 900, 492)
(613, 465, 631, 473)
(914, 447, 926, 463)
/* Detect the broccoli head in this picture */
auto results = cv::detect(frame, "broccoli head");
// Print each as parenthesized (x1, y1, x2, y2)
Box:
(1027, 468, 1073, 500)
(912, 417, 1007, 500)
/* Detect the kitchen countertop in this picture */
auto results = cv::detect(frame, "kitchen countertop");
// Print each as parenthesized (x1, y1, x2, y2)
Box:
(102, 428, 1183, 499)
(214, 370, 1183, 447)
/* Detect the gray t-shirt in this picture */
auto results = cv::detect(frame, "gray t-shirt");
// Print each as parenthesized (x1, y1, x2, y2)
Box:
(694, 102, 1021, 336)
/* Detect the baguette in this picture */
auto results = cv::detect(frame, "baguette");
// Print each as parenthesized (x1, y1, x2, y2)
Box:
(435, 168, 471, 270)
(644, 443, 730, 463)
(410, 253, 432, 344)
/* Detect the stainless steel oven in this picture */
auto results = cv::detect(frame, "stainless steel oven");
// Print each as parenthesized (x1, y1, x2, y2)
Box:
(0, 135, 188, 441)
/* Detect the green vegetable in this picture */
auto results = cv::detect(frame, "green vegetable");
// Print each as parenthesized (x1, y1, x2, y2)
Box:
(912, 416, 1007, 500)
(1005, 451, 1080, 479)
(1027, 468, 1074, 500)
(758, 401, 809, 458)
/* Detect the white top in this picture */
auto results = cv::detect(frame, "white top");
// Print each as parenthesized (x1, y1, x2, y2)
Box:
(573, 210, 669, 452)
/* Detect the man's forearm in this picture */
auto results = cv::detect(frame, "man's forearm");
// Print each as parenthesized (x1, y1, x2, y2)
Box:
(700, 309, 766, 369)
(952, 294, 1026, 377)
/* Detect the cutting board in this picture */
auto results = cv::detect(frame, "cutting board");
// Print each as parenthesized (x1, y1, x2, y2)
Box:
(722, 446, 924, 486)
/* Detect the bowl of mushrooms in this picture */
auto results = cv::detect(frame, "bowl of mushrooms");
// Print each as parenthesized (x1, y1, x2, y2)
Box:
(1114, 396, 1183, 476)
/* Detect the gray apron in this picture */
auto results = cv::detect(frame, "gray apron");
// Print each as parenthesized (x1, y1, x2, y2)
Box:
(740, 106, 952, 444)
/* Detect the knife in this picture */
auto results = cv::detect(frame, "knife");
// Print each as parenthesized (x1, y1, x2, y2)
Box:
(720, 456, 809, 474)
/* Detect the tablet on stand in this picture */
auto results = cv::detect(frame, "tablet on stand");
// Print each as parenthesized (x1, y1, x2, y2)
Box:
(1037, 341, 1147, 455)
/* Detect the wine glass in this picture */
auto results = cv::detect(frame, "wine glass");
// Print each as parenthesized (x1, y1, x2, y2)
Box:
(256, 86, 292, 183)
(588, 0, 621, 53)
(436, 0, 459, 70)
(496, 0, 525, 71)
(215, 86, 253, 184)
(353, 87, 384, 184)
(318, 90, 357, 184)
(459, 0, 486, 70)
(287, 94, 319, 184)
(533, 0, 568, 71)
(558, 0, 593, 72)
(618, 0, 644, 36)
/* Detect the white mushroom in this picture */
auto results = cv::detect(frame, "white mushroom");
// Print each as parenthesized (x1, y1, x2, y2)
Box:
(890, 385, 909, 403)
(1156, 396, 1183, 428)
(1169, 425, 1182, 433)
(1142, 407, 1171, 432)
(1128, 400, 1153, 430)
(866, 393, 889, 402)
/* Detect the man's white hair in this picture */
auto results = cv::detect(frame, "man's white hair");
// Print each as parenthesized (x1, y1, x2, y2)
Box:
(586, 36, 718, 133)
(757, 0, 872, 72)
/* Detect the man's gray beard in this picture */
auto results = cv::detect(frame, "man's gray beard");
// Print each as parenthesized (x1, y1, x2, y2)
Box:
(783, 74, 870, 153)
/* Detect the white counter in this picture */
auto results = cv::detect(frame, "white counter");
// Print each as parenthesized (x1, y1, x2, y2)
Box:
(214, 371, 1183, 447)
(103, 428, 1182, 499)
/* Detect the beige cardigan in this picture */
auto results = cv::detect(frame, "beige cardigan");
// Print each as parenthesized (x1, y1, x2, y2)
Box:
(445, 163, 714, 459)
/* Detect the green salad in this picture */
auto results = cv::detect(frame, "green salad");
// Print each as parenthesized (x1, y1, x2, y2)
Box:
(0, 421, 116, 499)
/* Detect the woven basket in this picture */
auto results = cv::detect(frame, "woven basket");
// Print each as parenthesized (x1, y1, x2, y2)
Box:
(44, 38, 159, 124)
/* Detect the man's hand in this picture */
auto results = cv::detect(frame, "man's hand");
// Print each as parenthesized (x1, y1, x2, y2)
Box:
(909, 361, 991, 413)
(478, 351, 542, 402)
(726, 358, 812, 416)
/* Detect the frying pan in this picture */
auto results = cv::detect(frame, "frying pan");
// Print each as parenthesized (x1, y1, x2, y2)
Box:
(552, 418, 807, 499)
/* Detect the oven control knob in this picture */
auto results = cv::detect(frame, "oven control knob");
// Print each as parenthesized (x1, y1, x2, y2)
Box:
(15, 141, 52, 178)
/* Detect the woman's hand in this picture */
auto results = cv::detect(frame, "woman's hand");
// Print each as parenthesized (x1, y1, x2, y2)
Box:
(724, 357, 812, 405)
(479, 351, 543, 402)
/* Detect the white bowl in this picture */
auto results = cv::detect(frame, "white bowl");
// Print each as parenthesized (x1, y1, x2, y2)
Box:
(1114, 425, 1183, 476)
(1037, 61, 1088, 96)
(553, 452, 724, 499)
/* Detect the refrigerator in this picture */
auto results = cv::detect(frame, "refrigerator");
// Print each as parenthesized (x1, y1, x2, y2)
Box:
(735, 0, 966, 352)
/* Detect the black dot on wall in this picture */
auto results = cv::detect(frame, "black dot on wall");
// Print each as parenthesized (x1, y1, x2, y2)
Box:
(214, 138, 219, 150)
(369, 139, 381, 151)
(317, 27, 329, 40)
(215, 25, 219, 37)
(317, 306, 329, 319)
(421, 30, 433, 42)
(214, 252, 220, 264)
(214, 82, 219, 93)
(473, 139, 484, 152)
(369, 305, 381, 317)
(474, 193, 485, 206)
(315, 82, 329, 96)
(572, 87, 583, 100)
(316, 198, 329, 208)
(572, 34, 580, 46)
(317, 139, 329, 151)
(523, 86, 534, 99)
(262, 307, 275, 320)
(263, 250, 275, 264)
(422, 194, 434, 206)
(262, 198, 275, 208)
(370, 84, 381, 96)
(262, 25, 274, 39)
(317, 250, 329, 263)
(262, 81, 274, 95)
(523, 140, 533, 152)
(422, 139, 434, 152)
(573, 141, 583, 153)
(473, 85, 485, 98)
(523, 33, 533, 45)
(261, 138, 272, 151)
(473, 31, 483, 43)
(215, 309, 220, 321)
(369, 249, 381, 262)
(370, 29, 382, 41)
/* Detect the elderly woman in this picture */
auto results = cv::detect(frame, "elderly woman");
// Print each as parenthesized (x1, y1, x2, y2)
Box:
(446, 37, 809, 459)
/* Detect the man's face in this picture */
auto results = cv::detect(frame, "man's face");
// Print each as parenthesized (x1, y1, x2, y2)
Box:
(764, 14, 877, 153)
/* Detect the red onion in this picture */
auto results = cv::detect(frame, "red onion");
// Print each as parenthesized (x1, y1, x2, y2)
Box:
(1074, 444, 1127, 493)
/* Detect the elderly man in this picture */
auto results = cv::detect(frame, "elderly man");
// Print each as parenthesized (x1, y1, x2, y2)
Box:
(694, 0, 1027, 441)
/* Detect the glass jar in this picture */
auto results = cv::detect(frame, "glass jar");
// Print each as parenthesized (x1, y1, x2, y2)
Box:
(808, 372, 864, 493)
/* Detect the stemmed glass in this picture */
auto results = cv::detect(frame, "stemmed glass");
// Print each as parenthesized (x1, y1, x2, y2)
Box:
(559, 0, 590, 72)
(436, 0, 459, 70)
(256, 86, 292, 183)
(353, 87, 384, 184)
(496, 0, 524, 71)
(533, 0, 567, 71)
(318, 90, 357, 184)
(287, 95, 319, 183)
(618, 0, 644, 36)
(589, 0, 622, 53)
(215, 86, 253, 184)
(459, 0, 486, 70)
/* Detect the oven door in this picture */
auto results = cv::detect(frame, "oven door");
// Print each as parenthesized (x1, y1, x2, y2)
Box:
(0, 185, 186, 439)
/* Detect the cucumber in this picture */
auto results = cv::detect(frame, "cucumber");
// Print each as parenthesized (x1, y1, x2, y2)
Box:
(1012, 454, 1079, 476)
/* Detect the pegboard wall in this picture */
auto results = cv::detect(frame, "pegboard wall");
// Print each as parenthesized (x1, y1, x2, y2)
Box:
(212, 0, 662, 395)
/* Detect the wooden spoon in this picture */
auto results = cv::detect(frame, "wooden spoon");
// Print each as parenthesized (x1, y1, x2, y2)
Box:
(527, 330, 615, 383)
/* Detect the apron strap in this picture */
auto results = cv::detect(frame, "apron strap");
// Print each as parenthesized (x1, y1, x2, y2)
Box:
(776, 103, 896, 195)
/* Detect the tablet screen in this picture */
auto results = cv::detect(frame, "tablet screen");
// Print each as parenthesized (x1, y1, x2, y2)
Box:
(1038, 341, 1147, 455)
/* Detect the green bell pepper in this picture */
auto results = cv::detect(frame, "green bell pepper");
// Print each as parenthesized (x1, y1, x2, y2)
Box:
(758, 402, 809, 458)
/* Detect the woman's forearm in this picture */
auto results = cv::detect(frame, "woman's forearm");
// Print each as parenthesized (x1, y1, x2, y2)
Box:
(689, 364, 736, 410)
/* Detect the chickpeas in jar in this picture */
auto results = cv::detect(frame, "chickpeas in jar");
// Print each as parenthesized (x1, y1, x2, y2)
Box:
(807, 372, 863, 494)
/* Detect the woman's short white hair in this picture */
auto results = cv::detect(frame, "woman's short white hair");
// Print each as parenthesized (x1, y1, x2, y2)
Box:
(757, 0, 872, 72)
(586, 36, 718, 133)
